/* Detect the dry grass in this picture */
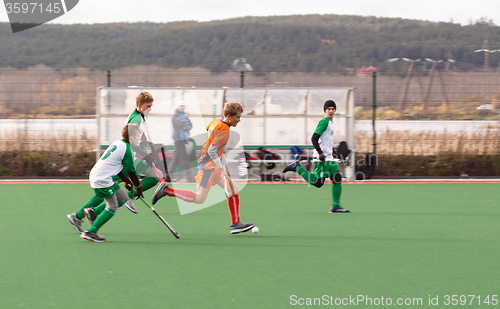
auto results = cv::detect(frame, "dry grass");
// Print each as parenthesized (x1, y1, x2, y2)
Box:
(355, 103, 500, 121)
(7, 130, 498, 157)
(375, 153, 500, 177)
(0, 132, 96, 176)
(1, 129, 499, 176)
(0, 131, 95, 153)
(355, 128, 500, 177)
(356, 129, 500, 156)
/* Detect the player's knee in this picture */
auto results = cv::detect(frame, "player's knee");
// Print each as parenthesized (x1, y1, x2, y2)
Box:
(116, 189, 130, 204)
(332, 172, 342, 184)
(232, 185, 239, 195)
(106, 204, 118, 212)
(194, 193, 207, 204)
(312, 177, 325, 188)
(104, 196, 119, 212)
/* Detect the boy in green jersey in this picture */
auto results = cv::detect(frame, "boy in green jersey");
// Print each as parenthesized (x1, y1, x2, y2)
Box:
(283, 100, 349, 213)
(67, 123, 144, 242)
(84, 91, 169, 221)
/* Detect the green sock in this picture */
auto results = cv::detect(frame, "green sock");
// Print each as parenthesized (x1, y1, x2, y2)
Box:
(88, 208, 115, 233)
(332, 183, 342, 207)
(296, 166, 318, 186)
(141, 177, 159, 191)
(76, 195, 103, 220)
(93, 202, 106, 216)
(92, 177, 157, 217)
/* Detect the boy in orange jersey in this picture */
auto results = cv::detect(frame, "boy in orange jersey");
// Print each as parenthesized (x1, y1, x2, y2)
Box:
(151, 102, 255, 234)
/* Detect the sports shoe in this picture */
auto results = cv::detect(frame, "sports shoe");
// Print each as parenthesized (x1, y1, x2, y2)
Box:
(83, 207, 97, 225)
(67, 213, 84, 234)
(230, 222, 255, 234)
(81, 230, 107, 242)
(329, 206, 350, 213)
(152, 182, 169, 205)
(125, 198, 138, 214)
(282, 156, 301, 173)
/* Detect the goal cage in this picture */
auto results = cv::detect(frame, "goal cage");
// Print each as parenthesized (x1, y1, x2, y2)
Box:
(96, 87, 355, 180)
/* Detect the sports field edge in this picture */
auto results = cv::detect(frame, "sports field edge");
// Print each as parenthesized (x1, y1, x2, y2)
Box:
(0, 179, 499, 184)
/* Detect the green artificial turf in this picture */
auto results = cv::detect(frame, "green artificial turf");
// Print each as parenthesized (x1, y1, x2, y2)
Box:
(0, 182, 499, 308)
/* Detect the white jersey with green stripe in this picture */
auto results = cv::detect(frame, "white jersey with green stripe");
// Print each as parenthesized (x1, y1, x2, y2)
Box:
(313, 117, 335, 161)
(127, 109, 147, 137)
(90, 140, 135, 188)
(126, 109, 149, 165)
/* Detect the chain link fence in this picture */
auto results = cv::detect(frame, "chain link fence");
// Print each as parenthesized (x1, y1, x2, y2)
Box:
(0, 68, 499, 176)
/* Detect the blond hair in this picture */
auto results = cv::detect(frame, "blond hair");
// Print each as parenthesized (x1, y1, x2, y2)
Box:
(136, 91, 154, 107)
(223, 102, 243, 117)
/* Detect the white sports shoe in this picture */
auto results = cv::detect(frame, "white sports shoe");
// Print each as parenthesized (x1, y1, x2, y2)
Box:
(67, 213, 84, 234)
(125, 198, 138, 214)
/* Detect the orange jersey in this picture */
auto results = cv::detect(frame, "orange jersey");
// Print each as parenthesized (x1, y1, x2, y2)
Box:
(198, 118, 230, 170)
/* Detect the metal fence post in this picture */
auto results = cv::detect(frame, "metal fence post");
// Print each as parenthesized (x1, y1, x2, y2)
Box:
(240, 71, 244, 88)
(372, 71, 377, 176)
(107, 70, 111, 87)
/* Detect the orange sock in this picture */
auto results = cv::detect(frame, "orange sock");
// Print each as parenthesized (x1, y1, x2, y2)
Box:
(228, 194, 240, 225)
(165, 187, 196, 203)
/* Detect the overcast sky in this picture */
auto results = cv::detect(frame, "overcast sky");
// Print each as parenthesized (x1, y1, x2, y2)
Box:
(1, 0, 499, 26)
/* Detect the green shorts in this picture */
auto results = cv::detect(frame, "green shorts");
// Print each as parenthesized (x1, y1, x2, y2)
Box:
(313, 161, 340, 179)
(93, 183, 121, 199)
(135, 158, 149, 175)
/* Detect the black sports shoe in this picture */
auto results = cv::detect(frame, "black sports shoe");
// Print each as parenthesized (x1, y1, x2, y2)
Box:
(282, 159, 301, 173)
(329, 206, 350, 213)
(83, 207, 97, 225)
(230, 222, 255, 234)
(81, 230, 107, 242)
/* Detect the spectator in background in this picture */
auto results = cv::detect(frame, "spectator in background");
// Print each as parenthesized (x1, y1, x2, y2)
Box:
(171, 101, 195, 182)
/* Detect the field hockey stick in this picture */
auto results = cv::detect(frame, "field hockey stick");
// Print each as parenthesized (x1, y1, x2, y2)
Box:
(160, 145, 169, 181)
(138, 196, 180, 239)
(144, 143, 165, 181)
(142, 123, 165, 181)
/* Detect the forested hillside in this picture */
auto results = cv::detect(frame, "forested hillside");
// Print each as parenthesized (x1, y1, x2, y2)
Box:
(0, 15, 499, 72)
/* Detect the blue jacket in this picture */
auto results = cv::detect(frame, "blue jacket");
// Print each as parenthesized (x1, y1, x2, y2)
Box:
(172, 109, 192, 142)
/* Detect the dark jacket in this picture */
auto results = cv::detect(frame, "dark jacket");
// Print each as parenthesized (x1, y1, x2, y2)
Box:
(172, 108, 192, 142)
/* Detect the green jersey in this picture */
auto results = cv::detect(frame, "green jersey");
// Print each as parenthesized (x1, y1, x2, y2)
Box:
(127, 109, 147, 137)
(90, 140, 135, 188)
(125, 109, 149, 175)
(313, 117, 335, 161)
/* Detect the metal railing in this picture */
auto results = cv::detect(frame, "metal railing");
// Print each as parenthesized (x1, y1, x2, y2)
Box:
(0, 69, 499, 176)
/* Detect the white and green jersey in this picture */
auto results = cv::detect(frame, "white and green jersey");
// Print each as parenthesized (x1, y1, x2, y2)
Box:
(127, 109, 147, 137)
(313, 117, 335, 161)
(127, 109, 150, 172)
(90, 140, 135, 188)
